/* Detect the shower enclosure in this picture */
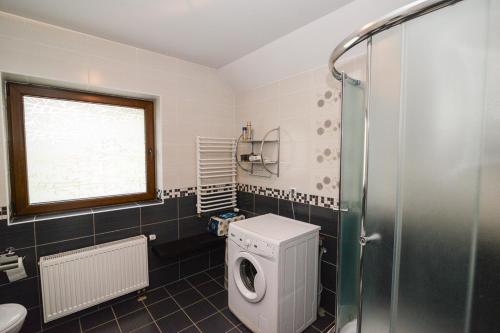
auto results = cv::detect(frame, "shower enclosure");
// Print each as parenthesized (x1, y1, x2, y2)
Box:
(332, 0, 499, 332)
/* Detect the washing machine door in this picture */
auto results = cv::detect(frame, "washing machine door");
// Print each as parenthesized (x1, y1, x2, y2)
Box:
(233, 251, 266, 303)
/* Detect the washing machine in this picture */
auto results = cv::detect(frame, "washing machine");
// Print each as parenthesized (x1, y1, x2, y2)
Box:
(228, 213, 320, 333)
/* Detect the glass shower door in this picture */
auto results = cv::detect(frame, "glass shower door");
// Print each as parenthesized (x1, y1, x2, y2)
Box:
(336, 73, 365, 333)
(359, 0, 493, 332)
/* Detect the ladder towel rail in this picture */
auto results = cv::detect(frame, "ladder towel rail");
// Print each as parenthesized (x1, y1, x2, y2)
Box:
(196, 136, 237, 214)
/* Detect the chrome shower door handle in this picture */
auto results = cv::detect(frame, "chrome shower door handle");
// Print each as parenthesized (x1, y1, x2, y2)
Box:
(360, 233, 381, 246)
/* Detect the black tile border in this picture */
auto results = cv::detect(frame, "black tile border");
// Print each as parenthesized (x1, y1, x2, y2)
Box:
(237, 183, 337, 209)
(6, 182, 336, 225)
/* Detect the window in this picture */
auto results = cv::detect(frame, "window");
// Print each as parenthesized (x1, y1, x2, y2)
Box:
(7, 83, 156, 216)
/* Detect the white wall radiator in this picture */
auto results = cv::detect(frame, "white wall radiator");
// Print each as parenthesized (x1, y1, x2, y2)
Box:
(39, 235, 148, 323)
(196, 136, 237, 214)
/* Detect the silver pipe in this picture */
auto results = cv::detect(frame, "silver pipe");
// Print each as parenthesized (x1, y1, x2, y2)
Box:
(329, 0, 462, 81)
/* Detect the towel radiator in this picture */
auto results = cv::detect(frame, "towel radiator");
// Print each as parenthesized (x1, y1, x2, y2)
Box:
(196, 136, 237, 214)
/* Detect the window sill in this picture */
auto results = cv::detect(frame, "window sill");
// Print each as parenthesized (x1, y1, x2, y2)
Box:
(9, 199, 164, 225)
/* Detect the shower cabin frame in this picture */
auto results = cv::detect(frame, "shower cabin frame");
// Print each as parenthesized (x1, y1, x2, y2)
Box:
(330, 1, 464, 332)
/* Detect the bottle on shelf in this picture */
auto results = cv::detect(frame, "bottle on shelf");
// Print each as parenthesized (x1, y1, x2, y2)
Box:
(242, 126, 248, 141)
(246, 121, 253, 141)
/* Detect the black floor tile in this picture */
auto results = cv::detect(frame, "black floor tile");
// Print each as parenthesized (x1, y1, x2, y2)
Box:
(157, 310, 193, 332)
(195, 280, 224, 297)
(87, 320, 121, 333)
(179, 326, 201, 333)
(206, 266, 224, 279)
(143, 288, 169, 306)
(237, 323, 252, 333)
(165, 280, 192, 296)
(304, 326, 321, 333)
(117, 308, 153, 333)
(311, 313, 335, 332)
(184, 300, 217, 323)
(149, 263, 180, 289)
(113, 297, 145, 317)
(130, 322, 161, 333)
(98, 292, 136, 309)
(221, 308, 240, 326)
(42, 309, 92, 331)
(206, 290, 228, 310)
(197, 313, 233, 333)
(180, 254, 209, 278)
(43, 319, 81, 333)
(173, 288, 203, 307)
(186, 272, 212, 286)
(226, 329, 239, 333)
(214, 276, 225, 288)
(209, 247, 225, 267)
(80, 308, 115, 331)
(147, 297, 180, 320)
(20, 306, 41, 333)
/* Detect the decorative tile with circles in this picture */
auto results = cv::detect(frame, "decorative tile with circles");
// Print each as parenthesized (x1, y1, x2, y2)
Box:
(313, 145, 341, 168)
(314, 88, 341, 114)
(310, 171, 339, 200)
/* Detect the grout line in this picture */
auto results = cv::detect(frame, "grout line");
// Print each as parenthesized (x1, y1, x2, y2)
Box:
(110, 306, 124, 333)
(78, 317, 83, 333)
(186, 279, 238, 332)
(165, 286, 204, 332)
(113, 304, 146, 320)
(141, 301, 163, 333)
(140, 217, 178, 228)
(79, 318, 117, 333)
(36, 234, 94, 247)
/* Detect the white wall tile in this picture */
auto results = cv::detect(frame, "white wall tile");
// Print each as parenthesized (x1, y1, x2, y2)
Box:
(87, 55, 139, 92)
(278, 71, 314, 96)
(235, 61, 351, 201)
(0, 13, 236, 208)
(0, 35, 89, 85)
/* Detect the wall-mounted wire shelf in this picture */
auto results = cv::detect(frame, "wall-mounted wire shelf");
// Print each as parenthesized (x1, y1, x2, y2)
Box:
(196, 136, 237, 214)
(235, 127, 280, 178)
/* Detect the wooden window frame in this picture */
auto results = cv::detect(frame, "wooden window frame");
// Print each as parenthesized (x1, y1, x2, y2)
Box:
(6, 82, 156, 216)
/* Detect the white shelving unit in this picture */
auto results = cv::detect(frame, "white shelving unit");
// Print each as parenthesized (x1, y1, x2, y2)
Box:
(235, 127, 280, 178)
(196, 136, 237, 214)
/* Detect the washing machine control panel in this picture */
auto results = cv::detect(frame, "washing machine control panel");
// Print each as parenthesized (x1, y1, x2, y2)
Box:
(229, 230, 276, 259)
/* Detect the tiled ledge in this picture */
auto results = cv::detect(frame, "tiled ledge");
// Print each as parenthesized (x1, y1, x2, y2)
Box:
(10, 199, 164, 225)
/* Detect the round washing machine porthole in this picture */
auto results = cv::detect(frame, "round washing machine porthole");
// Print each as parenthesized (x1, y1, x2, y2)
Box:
(233, 252, 266, 303)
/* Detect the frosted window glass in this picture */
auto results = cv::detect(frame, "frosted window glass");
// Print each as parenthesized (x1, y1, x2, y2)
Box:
(23, 96, 147, 204)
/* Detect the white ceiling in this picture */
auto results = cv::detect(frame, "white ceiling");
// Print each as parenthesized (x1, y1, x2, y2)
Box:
(0, 0, 354, 68)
